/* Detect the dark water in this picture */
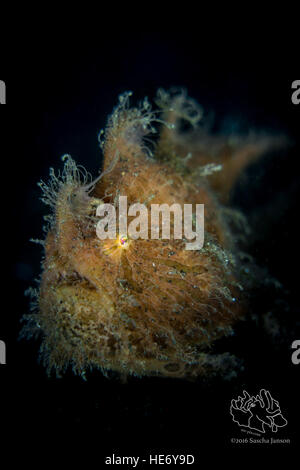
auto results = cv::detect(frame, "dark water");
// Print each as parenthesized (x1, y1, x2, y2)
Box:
(1, 34, 299, 460)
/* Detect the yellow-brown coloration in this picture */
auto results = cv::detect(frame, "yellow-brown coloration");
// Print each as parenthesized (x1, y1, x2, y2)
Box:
(22, 89, 284, 379)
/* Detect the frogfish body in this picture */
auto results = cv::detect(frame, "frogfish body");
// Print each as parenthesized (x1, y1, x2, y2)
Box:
(22, 89, 283, 379)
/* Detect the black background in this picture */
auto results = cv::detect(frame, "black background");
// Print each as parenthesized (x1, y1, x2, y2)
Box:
(0, 33, 299, 461)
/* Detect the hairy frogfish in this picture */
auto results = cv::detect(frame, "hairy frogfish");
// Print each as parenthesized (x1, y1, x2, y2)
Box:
(22, 89, 285, 379)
